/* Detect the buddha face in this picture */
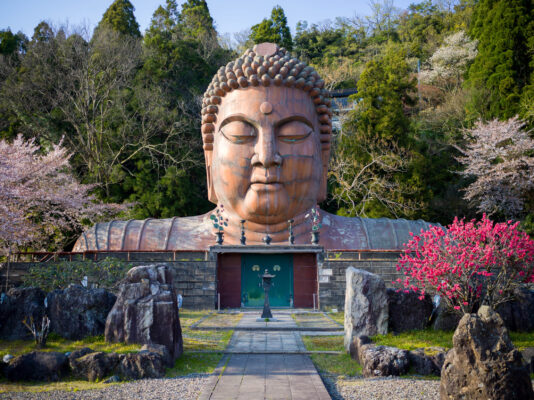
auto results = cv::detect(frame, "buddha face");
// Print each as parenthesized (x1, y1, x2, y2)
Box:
(209, 86, 323, 224)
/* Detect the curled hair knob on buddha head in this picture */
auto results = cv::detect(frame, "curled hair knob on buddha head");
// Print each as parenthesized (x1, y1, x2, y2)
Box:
(200, 42, 332, 152)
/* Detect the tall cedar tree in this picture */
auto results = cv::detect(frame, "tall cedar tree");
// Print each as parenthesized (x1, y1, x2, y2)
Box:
(333, 43, 426, 218)
(465, 0, 533, 120)
(250, 6, 293, 50)
(179, 0, 217, 41)
(95, 0, 141, 37)
(119, 0, 222, 219)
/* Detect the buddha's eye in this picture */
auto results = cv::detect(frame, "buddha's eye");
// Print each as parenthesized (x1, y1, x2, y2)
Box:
(277, 120, 312, 143)
(220, 120, 256, 144)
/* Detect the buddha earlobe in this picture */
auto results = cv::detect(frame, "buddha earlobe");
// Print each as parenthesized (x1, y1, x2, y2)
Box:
(318, 148, 330, 202)
(204, 151, 218, 203)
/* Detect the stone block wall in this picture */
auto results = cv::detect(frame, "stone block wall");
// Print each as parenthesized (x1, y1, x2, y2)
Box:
(3, 249, 405, 311)
(1, 251, 216, 310)
(318, 251, 403, 311)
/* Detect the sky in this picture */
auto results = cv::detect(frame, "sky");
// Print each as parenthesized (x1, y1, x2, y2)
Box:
(0, 0, 416, 39)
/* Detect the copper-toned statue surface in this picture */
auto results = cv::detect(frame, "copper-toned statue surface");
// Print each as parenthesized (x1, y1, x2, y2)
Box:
(74, 43, 433, 252)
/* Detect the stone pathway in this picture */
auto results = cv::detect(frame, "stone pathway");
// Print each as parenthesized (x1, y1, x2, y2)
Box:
(200, 354, 331, 400)
(236, 311, 298, 329)
(199, 311, 334, 400)
(227, 331, 306, 353)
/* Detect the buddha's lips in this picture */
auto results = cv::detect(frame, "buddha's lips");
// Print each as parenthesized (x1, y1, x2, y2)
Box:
(250, 177, 280, 184)
(250, 169, 281, 184)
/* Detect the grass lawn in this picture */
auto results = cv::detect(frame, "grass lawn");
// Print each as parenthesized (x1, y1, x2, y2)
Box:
(0, 379, 121, 394)
(195, 313, 243, 328)
(372, 329, 534, 352)
(372, 329, 454, 351)
(182, 328, 233, 351)
(180, 309, 213, 328)
(180, 309, 234, 351)
(328, 312, 344, 325)
(509, 331, 534, 351)
(0, 309, 229, 393)
(166, 352, 222, 377)
(310, 353, 362, 377)
(0, 333, 141, 359)
(302, 335, 344, 351)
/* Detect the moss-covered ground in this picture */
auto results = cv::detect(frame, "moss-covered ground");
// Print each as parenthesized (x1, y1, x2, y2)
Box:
(302, 335, 344, 351)
(372, 329, 534, 352)
(327, 312, 344, 325)
(0, 333, 141, 360)
(0, 309, 228, 393)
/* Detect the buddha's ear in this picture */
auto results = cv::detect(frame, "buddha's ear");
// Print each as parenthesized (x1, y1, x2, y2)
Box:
(318, 146, 330, 202)
(204, 150, 218, 203)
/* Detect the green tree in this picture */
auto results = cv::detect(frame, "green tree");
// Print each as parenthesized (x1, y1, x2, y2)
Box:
(465, 0, 533, 120)
(250, 5, 293, 50)
(95, 0, 140, 37)
(179, 0, 216, 41)
(0, 29, 27, 55)
(330, 43, 425, 218)
(114, 0, 230, 218)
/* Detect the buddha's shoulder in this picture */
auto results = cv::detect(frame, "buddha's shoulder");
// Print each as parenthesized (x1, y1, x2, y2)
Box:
(73, 213, 214, 252)
(321, 211, 439, 250)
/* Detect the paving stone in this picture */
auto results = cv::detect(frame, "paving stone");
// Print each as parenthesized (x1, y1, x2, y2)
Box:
(202, 355, 330, 400)
(200, 311, 333, 399)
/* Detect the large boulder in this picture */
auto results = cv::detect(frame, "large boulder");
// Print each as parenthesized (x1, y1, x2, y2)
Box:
(521, 347, 534, 374)
(67, 347, 95, 364)
(387, 289, 433, 333)
(440, 306, 534, 400)
(70, 352, 120, 382)
(46, 285, 116, 340)
(140, 344, 173, 368)
(408, 347, 446, 376)
(348, 335, 374, 364)
(118, 352, 165, 380)
(105, 265, 183, 362)
(344, 268, 388, 351)
(432, 302, 461, 331)
(0, 287, 46, 340)
(496, 286, 534, 332)
(359, 345, 410, 377)
(5, 351, 68, 382)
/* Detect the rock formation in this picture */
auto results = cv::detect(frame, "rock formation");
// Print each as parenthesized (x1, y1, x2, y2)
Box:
(105, 265, 183, 362)
(344, 267, 388, 351)
(0, 287, 45, 340)
(46, 285, 116, 340)
(387, 288, 433, 333)
(440, 306, 534, 400)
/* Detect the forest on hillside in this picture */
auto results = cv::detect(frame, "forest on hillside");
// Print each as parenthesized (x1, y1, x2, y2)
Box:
(1, 0, 533, 252)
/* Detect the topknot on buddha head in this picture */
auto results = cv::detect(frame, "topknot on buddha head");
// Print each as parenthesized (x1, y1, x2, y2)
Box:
(200, 43, 333, 152)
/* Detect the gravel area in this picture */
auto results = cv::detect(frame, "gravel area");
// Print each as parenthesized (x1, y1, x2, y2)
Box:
(321, 374, 440, 400)
(0, 374, 211, 400)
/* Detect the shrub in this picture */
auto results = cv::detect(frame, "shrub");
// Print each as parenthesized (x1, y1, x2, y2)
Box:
(23, 257, 131, 293)
(396, 214, 534, 315)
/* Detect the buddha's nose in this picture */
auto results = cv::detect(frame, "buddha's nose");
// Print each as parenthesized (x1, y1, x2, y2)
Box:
(252, 126, 282, 168)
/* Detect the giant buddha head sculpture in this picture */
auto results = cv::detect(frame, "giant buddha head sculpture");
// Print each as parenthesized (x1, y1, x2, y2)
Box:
(201, 43, 332, 235)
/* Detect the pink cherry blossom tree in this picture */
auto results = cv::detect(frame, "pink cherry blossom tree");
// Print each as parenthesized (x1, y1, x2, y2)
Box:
(0, 135, 126, 256)
(458, 117, 534, 219)
(396, 214, 534, 315)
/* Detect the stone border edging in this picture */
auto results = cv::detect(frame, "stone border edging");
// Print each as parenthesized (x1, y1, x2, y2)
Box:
(188, 312, 216, 329)
(197, 353, 231, 400)
(191, 326, 343, 332)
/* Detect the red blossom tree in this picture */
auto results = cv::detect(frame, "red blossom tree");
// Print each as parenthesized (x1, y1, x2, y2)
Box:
(396, 215, 534, 315)
(0, 135, 126, 255)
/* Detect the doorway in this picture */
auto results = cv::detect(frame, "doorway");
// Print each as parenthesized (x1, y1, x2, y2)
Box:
(241, 254, 293, 307)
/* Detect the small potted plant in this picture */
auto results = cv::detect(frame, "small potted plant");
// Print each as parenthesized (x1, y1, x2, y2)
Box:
(210, 205, 228, 245)
(306, 207, 322, 244)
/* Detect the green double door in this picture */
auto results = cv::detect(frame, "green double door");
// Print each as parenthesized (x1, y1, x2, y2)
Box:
(241, 254, 293, 308)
